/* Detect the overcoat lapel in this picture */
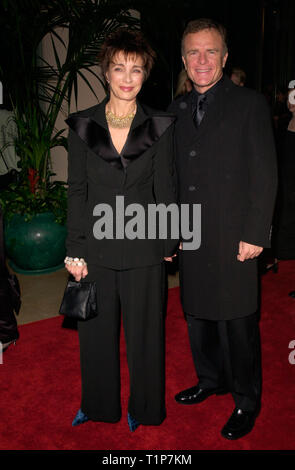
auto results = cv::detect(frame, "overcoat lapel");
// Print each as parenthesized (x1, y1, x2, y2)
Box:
(66, 98, 175, 170)
(194, 87, 224, 141)
(176, 93, 197, 144)
(177, 76, 233, 145)
(195, 77, 233, 141)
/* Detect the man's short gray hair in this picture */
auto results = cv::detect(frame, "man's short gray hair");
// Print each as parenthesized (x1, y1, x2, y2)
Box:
(181, 18, 228, 56)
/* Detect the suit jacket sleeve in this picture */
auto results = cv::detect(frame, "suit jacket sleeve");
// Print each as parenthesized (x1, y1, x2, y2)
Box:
(241, 94, 278, 247)
(66, 128, 88, 259)
(153, 123, 179, 256)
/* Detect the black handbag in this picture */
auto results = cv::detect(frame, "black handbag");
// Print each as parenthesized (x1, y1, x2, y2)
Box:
(59, 276, 97, 321)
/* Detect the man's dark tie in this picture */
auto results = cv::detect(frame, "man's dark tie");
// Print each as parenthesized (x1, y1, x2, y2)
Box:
(193, 93, 207, 127)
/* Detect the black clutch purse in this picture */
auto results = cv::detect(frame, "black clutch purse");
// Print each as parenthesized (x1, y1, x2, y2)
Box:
(59, 276, 98, 321)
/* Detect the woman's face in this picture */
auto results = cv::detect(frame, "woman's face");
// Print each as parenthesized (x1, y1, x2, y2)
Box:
(106, 51, 145, 103)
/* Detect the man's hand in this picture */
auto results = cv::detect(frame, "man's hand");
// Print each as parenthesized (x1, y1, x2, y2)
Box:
(237, 241, 263, 262)
(65, 263, 88, 281)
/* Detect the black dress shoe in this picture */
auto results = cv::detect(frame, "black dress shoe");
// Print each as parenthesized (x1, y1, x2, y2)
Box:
(175, 384, 227, 404)
(221, 407, 258, 440)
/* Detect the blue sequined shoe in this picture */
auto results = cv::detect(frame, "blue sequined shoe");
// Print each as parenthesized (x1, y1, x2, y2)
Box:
(72, 408, 90, 426)
(127, 412, 140, 432)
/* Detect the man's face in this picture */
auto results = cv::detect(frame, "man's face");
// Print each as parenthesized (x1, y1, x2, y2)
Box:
(182, 29, 228, 93)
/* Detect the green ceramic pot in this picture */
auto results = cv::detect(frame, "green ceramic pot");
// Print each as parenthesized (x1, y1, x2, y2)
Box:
(4, 212, 66, 274)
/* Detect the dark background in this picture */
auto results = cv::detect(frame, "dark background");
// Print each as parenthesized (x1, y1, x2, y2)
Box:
(1, 0, 294, 112)
(137, 0, 295, 110)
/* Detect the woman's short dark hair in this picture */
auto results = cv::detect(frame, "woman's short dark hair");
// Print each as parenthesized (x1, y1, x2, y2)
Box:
(181, 18, 228, 55)
(98, 28, 156, 82)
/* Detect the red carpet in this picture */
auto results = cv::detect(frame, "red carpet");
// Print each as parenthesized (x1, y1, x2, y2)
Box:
(1, 261, 295, 450)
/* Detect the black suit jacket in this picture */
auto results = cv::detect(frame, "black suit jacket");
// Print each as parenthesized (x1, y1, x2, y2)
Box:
(66, 98, 178, 270)
(168, 75, 278, 320)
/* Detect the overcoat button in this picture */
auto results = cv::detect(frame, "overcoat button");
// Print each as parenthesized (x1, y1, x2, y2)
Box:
(189, 150, 197, 157)
(188, 185, 196, 191)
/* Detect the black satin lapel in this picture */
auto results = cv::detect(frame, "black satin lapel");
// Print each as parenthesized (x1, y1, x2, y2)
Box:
(66, 116, 123, 170)
(122, 115, 175, 164)
(66, 105, 176, 171)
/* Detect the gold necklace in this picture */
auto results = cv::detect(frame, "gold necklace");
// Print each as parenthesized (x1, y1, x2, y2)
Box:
(106, 106, 136, 129)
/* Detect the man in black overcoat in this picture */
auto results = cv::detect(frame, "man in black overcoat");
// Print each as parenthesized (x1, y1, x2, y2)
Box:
(168, 18, 277, 440)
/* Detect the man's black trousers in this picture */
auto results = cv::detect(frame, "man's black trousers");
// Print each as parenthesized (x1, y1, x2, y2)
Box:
(186, 312, 262, 412)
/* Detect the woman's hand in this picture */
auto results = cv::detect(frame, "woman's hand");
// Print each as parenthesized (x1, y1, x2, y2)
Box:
(65, 263, 88, 281)
(164, 254, 177, 262)
(164, 242, 183, 262)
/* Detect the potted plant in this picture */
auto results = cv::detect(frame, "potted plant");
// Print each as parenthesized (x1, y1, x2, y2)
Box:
(0, 0, 139, 273)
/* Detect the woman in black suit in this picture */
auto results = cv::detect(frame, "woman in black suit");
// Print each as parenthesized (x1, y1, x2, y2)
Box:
(64, 29, 177, 431)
